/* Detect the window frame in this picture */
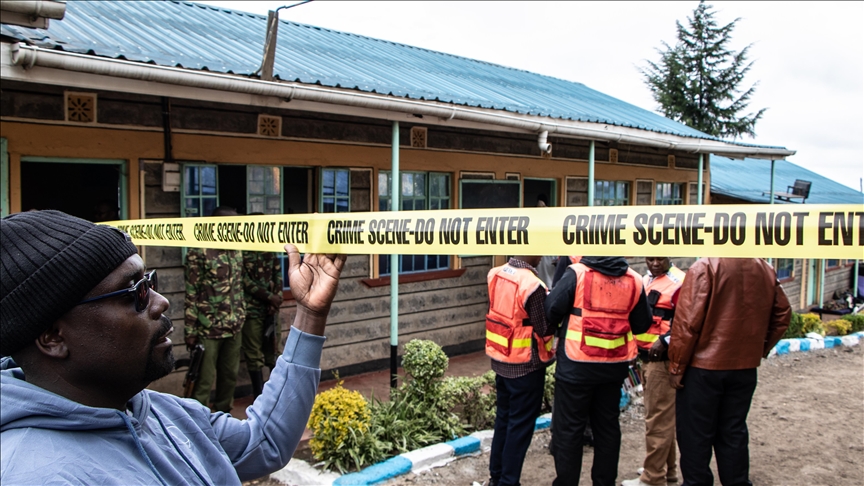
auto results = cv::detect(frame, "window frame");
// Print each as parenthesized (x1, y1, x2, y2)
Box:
(320, 167, 351, 214)
(246, 165, 283, 215)
(378, 170, 452, 276)
(775, 258, 795, 282)
(655, 182, 685, 205)
(594, 179, 631, 206)
(181, 163, 219, 218)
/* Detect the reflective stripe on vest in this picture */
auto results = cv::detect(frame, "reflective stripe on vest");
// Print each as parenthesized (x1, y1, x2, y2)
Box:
(563, 263, 642, 363)
(485, 264, 555, 364)
(637, 266, 685, 351)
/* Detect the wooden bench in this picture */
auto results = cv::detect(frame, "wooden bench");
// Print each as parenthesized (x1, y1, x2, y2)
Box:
(764, 179, 811, 203)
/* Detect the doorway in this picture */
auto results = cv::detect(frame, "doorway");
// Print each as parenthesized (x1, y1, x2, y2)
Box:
(523, 178, 556, 207)
(20, 157, 127, 221)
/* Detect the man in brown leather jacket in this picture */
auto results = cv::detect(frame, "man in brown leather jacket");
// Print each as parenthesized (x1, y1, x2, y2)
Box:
(668, 258, 791, 486)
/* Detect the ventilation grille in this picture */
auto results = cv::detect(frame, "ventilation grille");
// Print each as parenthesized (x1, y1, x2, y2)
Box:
(668, 155, 676, 167)
(609, 148, 619, 163)
(66, 92, 96, 123)
(410, 126, 427, 148)
(258, 115, 282, 137)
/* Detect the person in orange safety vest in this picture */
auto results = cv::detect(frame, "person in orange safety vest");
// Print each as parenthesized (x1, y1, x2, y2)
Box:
(545, 257, 652, 486)
(622, 257, 685, 486)
(485, 256, 556, 486)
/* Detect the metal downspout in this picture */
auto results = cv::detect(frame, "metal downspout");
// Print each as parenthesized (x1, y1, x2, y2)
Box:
(587, 141, 595, 207)
(390, 121, 400, 389)
(697, 154, 704, 205)
(769, 159, 775, 266)
(855, 260, 860, 302)
(819, 259, 825, 309)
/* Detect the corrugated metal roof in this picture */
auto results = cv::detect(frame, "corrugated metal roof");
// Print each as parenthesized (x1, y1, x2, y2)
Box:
(710, 155, 863, 204)
(2, 1, 782, 149)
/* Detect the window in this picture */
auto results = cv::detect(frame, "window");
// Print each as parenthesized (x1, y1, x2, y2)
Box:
(595, 180, 630, 206)
(826, 259, 841, 269)
(775, 259, 794, 280)
(655, 182, 684, 205)
(689, 182, 706, 205)
(379, 171, 451, 275)
(247, 166, 282, 214)
(183, 165, 218, 217)
(321, 168, 350, 213)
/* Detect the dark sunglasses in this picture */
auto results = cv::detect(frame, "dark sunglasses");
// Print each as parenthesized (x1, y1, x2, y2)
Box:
(77, 270, 158, 312)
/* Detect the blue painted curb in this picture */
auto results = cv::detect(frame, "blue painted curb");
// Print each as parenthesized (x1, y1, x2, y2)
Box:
(333, 456, 412, 485)
(446, 436, 481, 455)
(797, 338, 811, 352)
(535, 416, 551, 430)
(775, 340, 791, 355)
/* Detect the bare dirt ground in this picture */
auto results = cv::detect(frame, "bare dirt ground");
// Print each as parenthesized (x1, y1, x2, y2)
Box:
(249, 344, 863, 486)
(380, 345, 864, 486)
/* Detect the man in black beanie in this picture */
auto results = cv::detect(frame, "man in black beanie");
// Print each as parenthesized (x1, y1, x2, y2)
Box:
(0, 210, 347, 485)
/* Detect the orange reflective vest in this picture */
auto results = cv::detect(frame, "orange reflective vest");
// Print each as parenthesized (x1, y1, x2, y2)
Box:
(562, 263, 642, 363)
(635, 266, 685, 350)
(486, 264, 555, 364)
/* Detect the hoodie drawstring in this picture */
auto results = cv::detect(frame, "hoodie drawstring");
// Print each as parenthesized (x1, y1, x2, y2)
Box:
(118, 411, 169, 486)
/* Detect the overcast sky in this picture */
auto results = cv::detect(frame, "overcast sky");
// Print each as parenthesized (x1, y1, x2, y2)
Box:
(199, 1, 863, 191)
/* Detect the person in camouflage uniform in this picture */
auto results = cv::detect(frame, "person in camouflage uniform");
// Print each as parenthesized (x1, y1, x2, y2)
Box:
(184, 206, 246, 412)
(242, 242, 284, 398)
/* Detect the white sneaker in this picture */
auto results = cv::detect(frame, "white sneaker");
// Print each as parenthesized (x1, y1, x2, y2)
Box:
(621, 479, 654, 486)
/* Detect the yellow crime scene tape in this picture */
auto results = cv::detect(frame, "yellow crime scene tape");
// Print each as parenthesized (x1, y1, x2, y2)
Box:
(103, 204, 864, 259)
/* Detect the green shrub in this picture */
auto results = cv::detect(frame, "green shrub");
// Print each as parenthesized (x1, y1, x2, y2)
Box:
(401, 339, 449, 387)
(543, 362, 556, 413)
(307, 381, 387, 473)
(825, 319, 852, 336)
(800, 313, 826, 337)
(845, 313, 864, 333)
(783, 312, 805, 339)
(440, 371, 497, 432)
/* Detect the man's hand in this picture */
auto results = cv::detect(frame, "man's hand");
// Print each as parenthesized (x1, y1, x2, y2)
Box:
(285, 244, 346, 335)
(648, 339, 666, 361)
(268, 293, 283, 310)
(669, 372, 684, 389)
(184, 334, 199, 351)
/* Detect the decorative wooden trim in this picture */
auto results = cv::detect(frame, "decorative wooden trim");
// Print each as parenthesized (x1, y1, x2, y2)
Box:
(410, 126, 428, 148)
(360, 268, 467, 288)
(65, 91, 97, 123)
(778, 275, 796, 284)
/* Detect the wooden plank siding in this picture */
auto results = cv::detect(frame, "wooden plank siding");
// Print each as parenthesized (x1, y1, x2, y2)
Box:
(2, 80, 712, 396)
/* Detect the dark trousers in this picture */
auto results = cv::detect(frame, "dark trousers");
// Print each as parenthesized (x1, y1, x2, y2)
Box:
(490, 368, 546, 486)
(551, 378, 623, 486)
(676, 367, 757, 486)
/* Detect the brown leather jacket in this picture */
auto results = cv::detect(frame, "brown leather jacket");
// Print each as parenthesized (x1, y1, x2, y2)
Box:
(669, 258, 791, 375)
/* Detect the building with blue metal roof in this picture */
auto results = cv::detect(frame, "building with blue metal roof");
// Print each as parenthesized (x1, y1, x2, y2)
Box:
(8, 0, 849, 390)
(711, 155, 863, 205)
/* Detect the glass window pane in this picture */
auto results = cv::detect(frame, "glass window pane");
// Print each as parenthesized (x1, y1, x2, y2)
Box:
(267, 167, 280, 195)
(379, 199, 390, 211)
(336, 170, 349, 197)
(185, 198, 200, 216)
(201, 167, 217, 195)
(323, 199, 334, 213)
(337, 199, 349, 213)
(379, 172, 389, 197)
(402, 173, 413, 197)
(249, 180, 264, 194)
(185, 167, 199, 196)
(414, 173, 425, 195)
(249, 196, 264, 214)
(202, 198, 217, 217)
(266, 196, 281, 213)
(323, 170, 334, 196)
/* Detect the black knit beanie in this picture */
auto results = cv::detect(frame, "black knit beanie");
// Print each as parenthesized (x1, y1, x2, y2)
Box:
(0, 210, 139, 357)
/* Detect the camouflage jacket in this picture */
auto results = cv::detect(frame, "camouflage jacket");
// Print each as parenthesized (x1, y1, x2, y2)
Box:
(185, 248, 246, 339)
(243, 251, 283, 321)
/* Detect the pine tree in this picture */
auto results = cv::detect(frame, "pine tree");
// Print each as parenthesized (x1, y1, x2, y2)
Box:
(642, 1, 766, 139)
